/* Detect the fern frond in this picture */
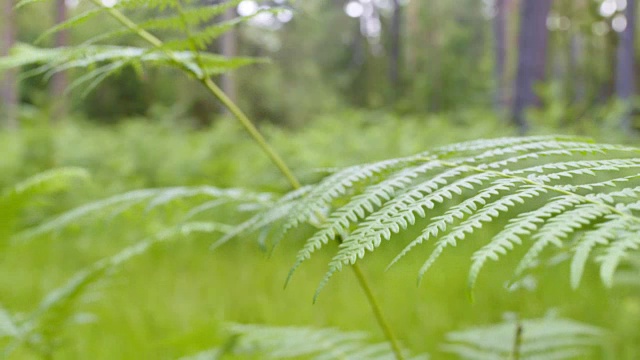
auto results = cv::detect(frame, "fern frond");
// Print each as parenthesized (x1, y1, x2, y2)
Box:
(468, 195, 581, 287)
(1, 167, 89, 200)
(35, 9, 103, 44)
(7, 0, 266, 97)
(512, 204, 611, 275)
(136, 0, 242, 32)
(421, 185, 548, 284)
(0, 306, 18, 339)
(598, 228, 640, 286)
(17, 186, 271, 240)
(279, 159, 417, 244)
(0, 168, 89, 243)
(181, 323, 429, 360)
(212, 185, 313, 250)
(442, 312, 603, 360)
(3, 222, 230, 357)
(2, 44, 261, 85)
(247, 136, 640, 297)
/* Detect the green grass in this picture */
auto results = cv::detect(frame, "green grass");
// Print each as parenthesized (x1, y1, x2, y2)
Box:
(2, 111, 640, 359)
(1, 218, 634, 359)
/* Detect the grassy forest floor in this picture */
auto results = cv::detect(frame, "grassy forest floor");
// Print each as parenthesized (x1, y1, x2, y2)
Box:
(1, 109, 639, 359)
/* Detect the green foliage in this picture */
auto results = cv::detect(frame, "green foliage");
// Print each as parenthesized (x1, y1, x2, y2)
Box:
(4, 0, 265, 102)
(4, 1, 640, 358)
(228, 136, 640, 297)
(2, 221, 231, 358)
(3, 120, 640, 358)
(0, 43, 260, 97)
(442, 312, 604, 360)
(0, 167, 89, 242)
(18, 185, 272, 240)
(182, 323, 428, 360)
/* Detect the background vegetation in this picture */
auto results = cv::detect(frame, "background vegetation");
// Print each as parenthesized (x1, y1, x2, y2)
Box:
(2, 0, 640, 359)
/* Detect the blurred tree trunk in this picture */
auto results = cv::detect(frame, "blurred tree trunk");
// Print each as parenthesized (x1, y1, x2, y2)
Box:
(1, 0, 18, 129)
(511, 0, 552, 133)
(616, 0, 636, 131)
(388, 0, 401, 98)
(405, 0, 420, 72)
(219, 6, 237, 108)
(493, 0, 507, 112)
(50, 0, 69, 122)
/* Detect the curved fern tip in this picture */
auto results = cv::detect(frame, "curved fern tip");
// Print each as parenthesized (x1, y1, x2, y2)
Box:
(284, 267, 297, 289)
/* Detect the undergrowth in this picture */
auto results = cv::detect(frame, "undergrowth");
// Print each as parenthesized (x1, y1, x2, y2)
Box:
(2, 0, 640, 359)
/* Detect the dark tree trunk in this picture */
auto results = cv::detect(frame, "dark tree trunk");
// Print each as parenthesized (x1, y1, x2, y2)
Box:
(511, 0, 552, 133)
(219, 6, 237, 107)
(51, 0, 69, 121)
(1, 0, 18, 129)
(616, 0, 636, 130)
(405, 0, 419, 72)
(493, 0, 507, 112)
(389, 0, 402, 96)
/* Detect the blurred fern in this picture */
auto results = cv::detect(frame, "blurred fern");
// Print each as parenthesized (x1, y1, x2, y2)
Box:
(16, 185, 273, 240)
(225, 135, 640, 298)
(1, 221, 231, 358)
(0, 167, 89, 244)
(0, 170, 271, 358)
(4, 1, 640, 358)
(2, 0, 267, 95)
(181, 323, 429, 360)
(442, 312, 604, 360)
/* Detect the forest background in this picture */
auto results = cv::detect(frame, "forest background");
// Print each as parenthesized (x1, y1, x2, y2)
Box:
(2, 0, 640, 359)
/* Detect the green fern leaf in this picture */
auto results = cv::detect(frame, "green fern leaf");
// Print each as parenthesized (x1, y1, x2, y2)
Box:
(442, 312, 603, 360)
(3, 221, 230, 357)
(257, 136, 640, 298)
(17, 186, 270, 240)
(181, 323, 428, 360)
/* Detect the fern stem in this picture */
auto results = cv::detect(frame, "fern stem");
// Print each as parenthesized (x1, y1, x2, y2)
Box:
(92, 3, 403, 357)
(350, 263, 405, 360)
(91, 0, 301, 190)
(510, 321, 523, 360)
(199, 77, 302, 189)
(95, 3, 164, 48)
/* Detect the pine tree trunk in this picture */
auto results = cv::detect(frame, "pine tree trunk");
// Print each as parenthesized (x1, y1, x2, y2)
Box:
(493, 0, 507, 112)
(511, 0, 552, 133)
(388, 0, 402, 99)
(50, 0, 69, 121)
(220, 6, 237, 107)
(1, 0, 18, 129)
(616, 0, 636, 131)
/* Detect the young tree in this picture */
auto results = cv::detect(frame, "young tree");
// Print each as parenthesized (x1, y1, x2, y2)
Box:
(1, 0, 18, 129)
(615, 0, 636, 131)
(511, 0, 552, 132)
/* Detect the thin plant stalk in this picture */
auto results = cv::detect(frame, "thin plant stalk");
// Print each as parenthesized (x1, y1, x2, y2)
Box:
(89, 2, 404, 359)
(510, 321, 523, 360)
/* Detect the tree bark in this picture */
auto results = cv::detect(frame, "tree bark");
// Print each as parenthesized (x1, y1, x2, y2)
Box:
(1, 0, 18, 129)
(511, 0, 552, 133)
(405, 0, 420, 73)
(493, 0, 507, 112)
(388, 0, 401, 97)
(219, 6, 237, 107)
(50, 0, 69, 121)
(616, 0, 636, 131)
